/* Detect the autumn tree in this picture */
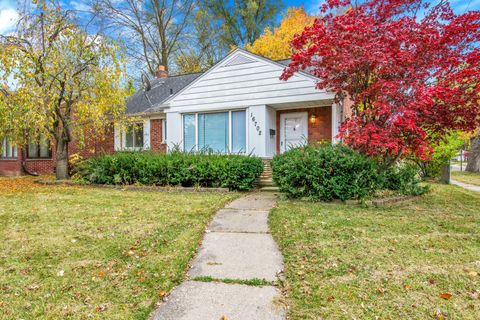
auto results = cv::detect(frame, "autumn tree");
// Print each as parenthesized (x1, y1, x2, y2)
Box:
(282, 0, 480, 166)
(202, 0, 283, 48)
(92, 0, 195, 75)
(0, 1, 127, 180)
(245, 7, 315, 60)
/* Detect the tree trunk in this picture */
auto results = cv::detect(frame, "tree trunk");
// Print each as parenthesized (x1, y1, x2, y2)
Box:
(466, 135, 480, 173)
(55, 139, 69, 180)
(440, 163, 450, 184)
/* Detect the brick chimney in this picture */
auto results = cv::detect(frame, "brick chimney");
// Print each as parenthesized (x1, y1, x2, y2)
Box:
(155, 65, 168, 78)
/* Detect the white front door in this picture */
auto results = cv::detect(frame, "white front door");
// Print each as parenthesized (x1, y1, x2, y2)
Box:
(280, 112, 308, 152)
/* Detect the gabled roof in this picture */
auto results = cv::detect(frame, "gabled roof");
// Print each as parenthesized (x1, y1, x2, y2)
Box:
(163, 48, 321, 106)
(126, 72, 202, 114)
(126, 49, 320, 115)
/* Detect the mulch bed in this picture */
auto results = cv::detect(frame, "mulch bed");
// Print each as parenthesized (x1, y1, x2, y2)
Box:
(34, 179, 230, 193)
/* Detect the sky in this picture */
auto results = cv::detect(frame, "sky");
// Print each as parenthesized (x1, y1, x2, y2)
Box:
(1, 0, 479, 35)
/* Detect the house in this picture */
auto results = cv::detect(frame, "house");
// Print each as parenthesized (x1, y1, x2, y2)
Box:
(114, 48, 346, 158)
(1, 48, 347, 176)
(0, 132, 114, 176)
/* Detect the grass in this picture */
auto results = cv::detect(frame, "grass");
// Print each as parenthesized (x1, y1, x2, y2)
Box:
(269, 184, 480, 319)
(452, 171, 480, 186)
(191, 276, 273, 287)
(0, 177, 238, 319)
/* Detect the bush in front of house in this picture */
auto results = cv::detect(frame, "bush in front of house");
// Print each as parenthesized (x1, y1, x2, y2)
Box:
(380, 162, 429, 196)
(271, 144, 380, 201)
(73, 151, 264, 191)
(271, 143, 428, 201)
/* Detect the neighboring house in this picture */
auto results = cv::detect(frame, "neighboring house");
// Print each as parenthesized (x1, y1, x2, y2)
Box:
(0, 132, 114, 176)
(1, 48, 347, 176)
(115, 48, 346, 158)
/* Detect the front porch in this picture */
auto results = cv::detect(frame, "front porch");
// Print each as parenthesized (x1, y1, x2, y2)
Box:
(250, 100, 342, 159)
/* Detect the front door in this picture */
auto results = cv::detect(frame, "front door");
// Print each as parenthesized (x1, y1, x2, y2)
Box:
(280, 112, 308, 152)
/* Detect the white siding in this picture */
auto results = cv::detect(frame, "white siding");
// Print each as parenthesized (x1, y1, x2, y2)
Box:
(247, 105, 267, 157)
(166, 51, 334, 113)
(265, 106, 277, 157)
(114, 124, 121, 151)
(143, 118, 151, 149)
(166, 112, 182, 151)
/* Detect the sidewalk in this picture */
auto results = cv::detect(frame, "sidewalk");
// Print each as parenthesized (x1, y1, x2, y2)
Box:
(451, 179, 480, 192)
(152, 193, 286, 320)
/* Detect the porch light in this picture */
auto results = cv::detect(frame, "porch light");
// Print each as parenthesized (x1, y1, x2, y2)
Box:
(310, 114, 317, 124)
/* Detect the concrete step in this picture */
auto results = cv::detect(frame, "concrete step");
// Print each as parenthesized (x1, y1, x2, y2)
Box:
(258, 182, 275, 187)
(260, 186, 279, 192)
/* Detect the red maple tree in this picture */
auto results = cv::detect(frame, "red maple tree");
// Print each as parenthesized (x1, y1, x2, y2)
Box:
(281, 0, 480, 164)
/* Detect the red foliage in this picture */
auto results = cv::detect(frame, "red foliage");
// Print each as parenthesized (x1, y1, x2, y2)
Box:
(281, 0, 480, 162)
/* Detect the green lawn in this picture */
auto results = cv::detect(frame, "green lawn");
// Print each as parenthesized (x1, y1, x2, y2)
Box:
(452, 171, 480, 186)
(270, 184, 480, 319)
(0, 177, 237, 319)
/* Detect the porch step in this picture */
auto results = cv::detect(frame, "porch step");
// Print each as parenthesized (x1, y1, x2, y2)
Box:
(257, 160, 276, 188)
(260, 186, 279, 192)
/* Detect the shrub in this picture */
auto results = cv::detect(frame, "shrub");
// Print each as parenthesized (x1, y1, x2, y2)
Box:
(413, 132, 465, 178)
(271, 144, 380, 201)
(380, 162, 429, 196)
(73, 151, 263, 191)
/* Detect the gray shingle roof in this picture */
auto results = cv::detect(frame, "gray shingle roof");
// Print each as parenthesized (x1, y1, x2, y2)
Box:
(126, 72, 202, 114)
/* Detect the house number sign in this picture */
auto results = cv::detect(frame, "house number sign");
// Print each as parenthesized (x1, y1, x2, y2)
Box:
(250, 112, 262, 136)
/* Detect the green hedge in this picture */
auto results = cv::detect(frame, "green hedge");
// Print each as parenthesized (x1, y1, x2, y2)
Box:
(271, 144, 427, 201)
(271, 144, 380, 201)
(74, 151, 264, 191)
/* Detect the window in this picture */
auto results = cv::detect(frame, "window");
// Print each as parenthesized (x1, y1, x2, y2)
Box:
(28, 135, 52, 159)
(1, 137, 17, 159)
(198, 112, 229, 152)
(183, 114, 196, 151)
(124, 123, 144, 149)
(231, 111, 246, 153)
(183, 110, 246, 153)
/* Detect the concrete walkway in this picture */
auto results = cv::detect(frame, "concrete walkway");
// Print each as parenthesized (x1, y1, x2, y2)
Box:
(152, 193, 286, 320)
(451, 179, 480, 192)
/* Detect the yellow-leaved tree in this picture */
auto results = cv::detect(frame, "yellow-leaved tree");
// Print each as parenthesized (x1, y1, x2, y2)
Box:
(245, 7, 316, 60)
(0, 1, 128, 180)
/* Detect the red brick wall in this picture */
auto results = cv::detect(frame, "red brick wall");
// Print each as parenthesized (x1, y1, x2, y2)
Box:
(70, 125, 115, 159)
(150, 119, 167, 153)
(0, 126, 115, 176)
(276, 106, 332, 154)
(0, 158, 22, 176)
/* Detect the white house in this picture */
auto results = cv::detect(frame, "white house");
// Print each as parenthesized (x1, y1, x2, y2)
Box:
(115, 48, 346, 158)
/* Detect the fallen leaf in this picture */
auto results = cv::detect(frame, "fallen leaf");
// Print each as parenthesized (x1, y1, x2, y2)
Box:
(96, 304, 107, 312)
(97, 271, 106, 278)
(220, 316, 228, 320)
(376, 287, 385, 294)
(27, 284, 40, 291)
(471, 291, 479, 300)
(435, 308, 447, 320)
(428, 278, 436, 284)
(327, 295, 335, 302)
(468, 271, 477, 278)
(439, 293, 452, 300)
